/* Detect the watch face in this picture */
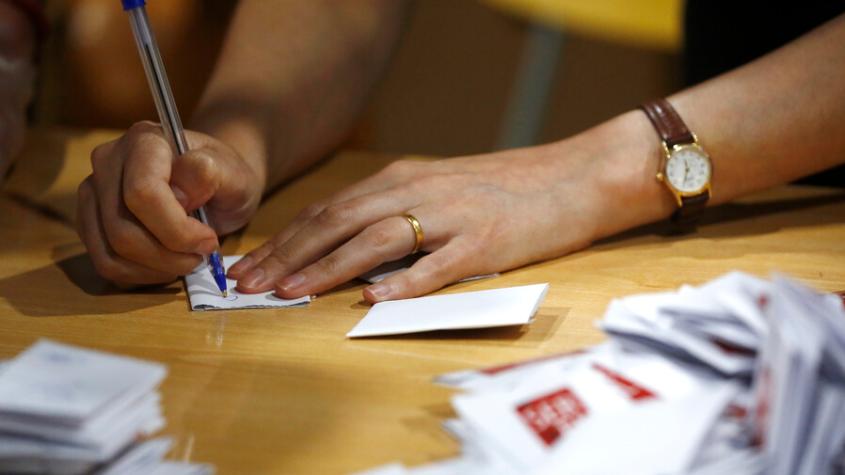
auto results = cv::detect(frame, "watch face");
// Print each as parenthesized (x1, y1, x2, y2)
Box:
(665, 145, 711, 193)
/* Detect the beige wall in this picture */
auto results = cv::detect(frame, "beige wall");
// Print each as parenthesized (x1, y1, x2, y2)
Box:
(47, 0, 681, 157)
(361, 1, 682, 156)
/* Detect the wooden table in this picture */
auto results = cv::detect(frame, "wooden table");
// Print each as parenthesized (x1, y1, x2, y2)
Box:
(1, 129, 844, 474)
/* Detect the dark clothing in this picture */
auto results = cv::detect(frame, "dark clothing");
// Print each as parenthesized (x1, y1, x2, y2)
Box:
(683, 1, 845, 187)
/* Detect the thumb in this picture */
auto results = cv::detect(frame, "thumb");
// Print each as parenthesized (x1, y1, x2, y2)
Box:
(170, 149, 221, 213)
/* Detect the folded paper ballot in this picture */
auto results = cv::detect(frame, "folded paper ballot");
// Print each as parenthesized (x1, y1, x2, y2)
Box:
(185, 255, 310, 311)
(0, 340, 214, 475)
(346, 283, 549, 338)
(354, 272, 845, 475)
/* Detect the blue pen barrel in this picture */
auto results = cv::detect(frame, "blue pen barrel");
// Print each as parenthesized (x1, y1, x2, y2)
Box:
(124, 4, 189, 155)
(121, 0, 228, 296)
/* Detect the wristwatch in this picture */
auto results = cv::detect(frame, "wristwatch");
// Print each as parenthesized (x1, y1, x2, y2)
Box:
(640, 98, 712, 230)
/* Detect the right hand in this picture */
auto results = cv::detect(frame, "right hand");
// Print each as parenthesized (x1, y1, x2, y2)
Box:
(0, 0, 37, 180)
(76, 122, 264, 286)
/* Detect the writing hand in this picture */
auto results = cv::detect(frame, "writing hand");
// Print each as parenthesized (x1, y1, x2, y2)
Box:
(76, 122, 263, 286)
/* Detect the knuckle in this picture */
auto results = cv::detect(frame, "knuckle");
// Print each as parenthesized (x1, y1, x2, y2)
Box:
(105, 224, 139, 258)
(364, 225, 393, 250)
(163, 229, 197, 253)
(299, 202, 325, 220)
(383, 159, 416, 177)
(122, 178, 159, 211)
(185, 150, 217, 184)
(418, 260, 448, 283)
(266, 246, 295, 270)
(126, 120, 157, 137)
(410, 173, 458, 194)
(89, 145, 110, 175)
(457, 238, 485, 259)
(316, 253, 342, 275)
(316, 203, 354, 227)
(123, 122, 168, 158)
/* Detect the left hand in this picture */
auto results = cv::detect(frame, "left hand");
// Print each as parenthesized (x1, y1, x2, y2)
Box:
(227, 138, 622, 303)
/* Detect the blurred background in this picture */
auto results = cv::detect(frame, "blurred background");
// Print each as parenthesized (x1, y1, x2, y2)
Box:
(36, 0, 682, 157)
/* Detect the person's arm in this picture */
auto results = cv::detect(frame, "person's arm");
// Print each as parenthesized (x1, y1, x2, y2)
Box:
(76, 0, 408, 285)
(0, 0, 38, 180)
(190, 0, 409, 192)
(229, 13, 845, 302)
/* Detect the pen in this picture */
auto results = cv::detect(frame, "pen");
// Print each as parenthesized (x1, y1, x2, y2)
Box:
(121, 0, 228, 297)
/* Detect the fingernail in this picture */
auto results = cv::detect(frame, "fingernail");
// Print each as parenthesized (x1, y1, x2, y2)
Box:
(171, 185, 189, 209)
(239, 268, 267, 289)
(197, 239, 218, 255)
(279, 272, 306, 292)
(229, 256, 254, 276)
(365, 283, 391, 302)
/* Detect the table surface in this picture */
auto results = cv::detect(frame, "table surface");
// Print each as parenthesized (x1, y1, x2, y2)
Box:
(1, 129, 844, 474)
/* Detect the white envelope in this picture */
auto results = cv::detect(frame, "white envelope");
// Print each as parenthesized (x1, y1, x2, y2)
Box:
(346, 284, 549, 338)
(532, 384, 737, 475)
(184, 256, 310, 311)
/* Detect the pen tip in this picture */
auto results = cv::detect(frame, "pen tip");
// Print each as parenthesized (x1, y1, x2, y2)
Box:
(222, 290, 229, 298)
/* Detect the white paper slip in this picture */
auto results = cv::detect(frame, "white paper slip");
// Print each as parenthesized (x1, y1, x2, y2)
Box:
(185, 255, 310, 311)
(0, 340, 166, 424)
(347, 283, 549, 338)
(359, 255, 498, 284)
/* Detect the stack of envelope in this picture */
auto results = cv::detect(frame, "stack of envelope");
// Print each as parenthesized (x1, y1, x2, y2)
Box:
(357, 272, 845, 475)
(0, 340, 213, 475)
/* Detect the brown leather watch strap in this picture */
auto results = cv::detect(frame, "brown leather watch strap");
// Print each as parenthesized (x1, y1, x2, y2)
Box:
(640, 98, 711, 234)
(671, 192, 710, 231)
(640, 99, 695, 148)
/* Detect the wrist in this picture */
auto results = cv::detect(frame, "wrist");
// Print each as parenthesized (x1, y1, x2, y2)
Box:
(572, 109, 679, 240)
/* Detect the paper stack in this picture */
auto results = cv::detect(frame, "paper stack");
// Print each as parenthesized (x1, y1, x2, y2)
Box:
(356, 272, 845, 475)
(0, 340, 213, 475)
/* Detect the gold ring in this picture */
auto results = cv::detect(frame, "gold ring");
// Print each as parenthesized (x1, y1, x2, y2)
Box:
(404, 214, 424, 254)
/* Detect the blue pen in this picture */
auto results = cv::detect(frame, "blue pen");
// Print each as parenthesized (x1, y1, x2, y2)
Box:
(121, 0, 228, 297)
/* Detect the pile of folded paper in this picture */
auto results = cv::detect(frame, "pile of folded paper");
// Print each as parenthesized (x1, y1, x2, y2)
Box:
(359, 272, 845, 475)
(0, 340, 213, 475)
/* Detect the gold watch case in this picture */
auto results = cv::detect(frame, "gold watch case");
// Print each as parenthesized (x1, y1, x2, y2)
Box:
(654, 136, 712, 207)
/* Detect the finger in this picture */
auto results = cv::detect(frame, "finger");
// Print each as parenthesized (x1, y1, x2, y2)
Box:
(362, 238, 478, 303)
(227, 241, 275, 279)
(119, 123, 218, 254)
(90, 141, 205, 275)
(169, 148, 220, 212)
(227, 200, 331, 279)
(229, 160, 429, 278)
(228, 198, 340, 279)
(272, 216, 417, 299)
(76, 178, 179, 285)
(236, 189, 418, 293)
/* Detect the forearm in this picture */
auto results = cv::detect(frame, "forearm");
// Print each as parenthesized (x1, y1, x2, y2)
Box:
(580, 12, 845, 239)
(189, 0, 409, 192)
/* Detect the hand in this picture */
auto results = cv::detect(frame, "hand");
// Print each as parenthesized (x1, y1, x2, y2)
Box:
(76, 122, 264, 286)
(0, 1, 37, 180)
(227, 135, 627, 303)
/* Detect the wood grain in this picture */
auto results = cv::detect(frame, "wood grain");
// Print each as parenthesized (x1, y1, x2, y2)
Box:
(0, 129, 843, 474)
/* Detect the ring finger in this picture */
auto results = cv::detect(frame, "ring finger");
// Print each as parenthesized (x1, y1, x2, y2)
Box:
(272, 213, 435, 299)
